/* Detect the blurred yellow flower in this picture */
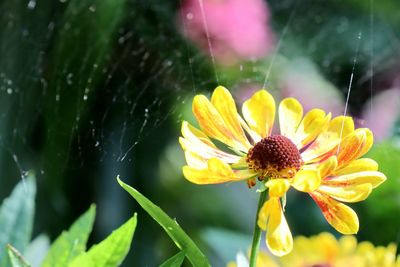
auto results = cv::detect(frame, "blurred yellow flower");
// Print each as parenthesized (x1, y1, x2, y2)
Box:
(179, 86, 386, 256)
(228, 232, 400, 267)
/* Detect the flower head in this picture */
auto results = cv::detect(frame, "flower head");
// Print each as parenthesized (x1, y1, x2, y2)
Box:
(228, 232, 400, 267)
(179, 86, 386, 256)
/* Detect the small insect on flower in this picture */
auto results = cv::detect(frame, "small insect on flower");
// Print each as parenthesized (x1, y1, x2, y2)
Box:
(179, 86, 386, 256)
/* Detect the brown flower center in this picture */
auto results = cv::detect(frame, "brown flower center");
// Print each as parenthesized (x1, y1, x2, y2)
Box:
(246, 135, 303, 180)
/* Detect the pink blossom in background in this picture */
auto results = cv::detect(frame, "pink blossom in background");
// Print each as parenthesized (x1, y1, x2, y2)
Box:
(360, 88, 400, 141)
(178, 0, 275, 65)
(278, 58, 345, 116)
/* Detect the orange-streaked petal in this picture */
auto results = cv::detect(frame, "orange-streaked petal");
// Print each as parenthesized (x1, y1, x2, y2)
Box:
(322, 171, 386, 189)
(258, 197, 293, 256)
(242, 90, 276, 138)
(294, 109, 331, 148)
(336, 128, 374, 167)
(291, 169, 321, 192)
(266, 179, 290, 198)
(319, 156, 338, 178)
(310, 191, 359, 234)
(333, 158, 378, 176)
(182, 158, 255, 184)
(301, 116, 354, 163)
(279, 98, 303, 141)
(317, 183, 372, 203)
(181, 120, 215, 147)
(180, 121, 241, 163)
(211, 86, 251, 148)
(193, 95, 246, 151)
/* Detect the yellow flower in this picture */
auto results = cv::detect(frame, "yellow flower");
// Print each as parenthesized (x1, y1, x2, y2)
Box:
(179, 86, 386, 256)
(228, 232, 400, 267)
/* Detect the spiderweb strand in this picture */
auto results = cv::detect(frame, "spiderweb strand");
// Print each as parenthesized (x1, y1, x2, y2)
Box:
(337, 32, 362, 154)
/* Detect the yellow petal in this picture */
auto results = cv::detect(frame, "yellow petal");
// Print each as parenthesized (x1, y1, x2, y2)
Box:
(294, 109, 331, 148)
(184, 151, 207, 169)
(333, 158, 378, 176)
(181, 120, 216, 147)
(279, 98, 303, 141)
(193, 94, 247, 151)
(211, 86, 251, 149)
(266, 179, 290, 198)
(238, 115, 262, 143)
(256, 251, 280, 267)
(301, 116, 354, 163)
(339, 235, 357, 254)
(182, 158, 254, 184)
(242, 90, 276, 138)
(291, 169, 321, 192)
(317, 183, 372, 203)
(336, 128, 374, 167)
(318, 156, 338, 178)
(322, 171, 386, 189)
(180, 121, 241, 163)
(258, 197, 293, 256)
(313, 232, 340, 260)
(310, 191, 359, 234)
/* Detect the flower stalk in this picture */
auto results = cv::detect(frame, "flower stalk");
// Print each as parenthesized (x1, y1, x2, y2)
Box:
(249, 189, 268, 267)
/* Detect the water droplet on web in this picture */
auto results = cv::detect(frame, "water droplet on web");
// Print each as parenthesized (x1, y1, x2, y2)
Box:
(27, 0, 36, 9)
(66, 73, 73, 85)
(89, 5, 96, 12)
(186, 12, 194, 20)
(7, 88, 13, 94)
(83, 95, 88, 101)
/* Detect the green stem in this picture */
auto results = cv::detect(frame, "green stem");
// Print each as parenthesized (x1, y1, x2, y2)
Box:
(249, 189, 268, 267)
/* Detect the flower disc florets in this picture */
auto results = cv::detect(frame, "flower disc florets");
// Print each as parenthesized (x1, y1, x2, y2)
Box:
(247, 135, 303, 179)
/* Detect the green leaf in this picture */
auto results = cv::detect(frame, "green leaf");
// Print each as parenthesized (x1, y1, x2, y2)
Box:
(69, 214, 137, 267)
(41, 205, 96, 267)
(117, 177, 210, 267)
(25, 235, 50, 267)
(159, 251, 186, 267)
(0, 173, 36, 267)
(7, 245, 31, 267)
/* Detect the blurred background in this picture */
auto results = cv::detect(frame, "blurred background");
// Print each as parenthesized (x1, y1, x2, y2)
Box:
(0, 0, 399, 265)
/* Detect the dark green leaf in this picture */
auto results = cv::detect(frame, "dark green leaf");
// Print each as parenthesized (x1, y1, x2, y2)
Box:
(159, 250, 186, 267)
(117, 177, 210, 267)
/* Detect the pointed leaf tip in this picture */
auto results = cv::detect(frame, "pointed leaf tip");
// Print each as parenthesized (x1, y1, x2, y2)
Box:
(118, 179, 210, 267)
(7, 244, 32, 267)
(159, 250, 186, 267)
(69, 214, 137, 267)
